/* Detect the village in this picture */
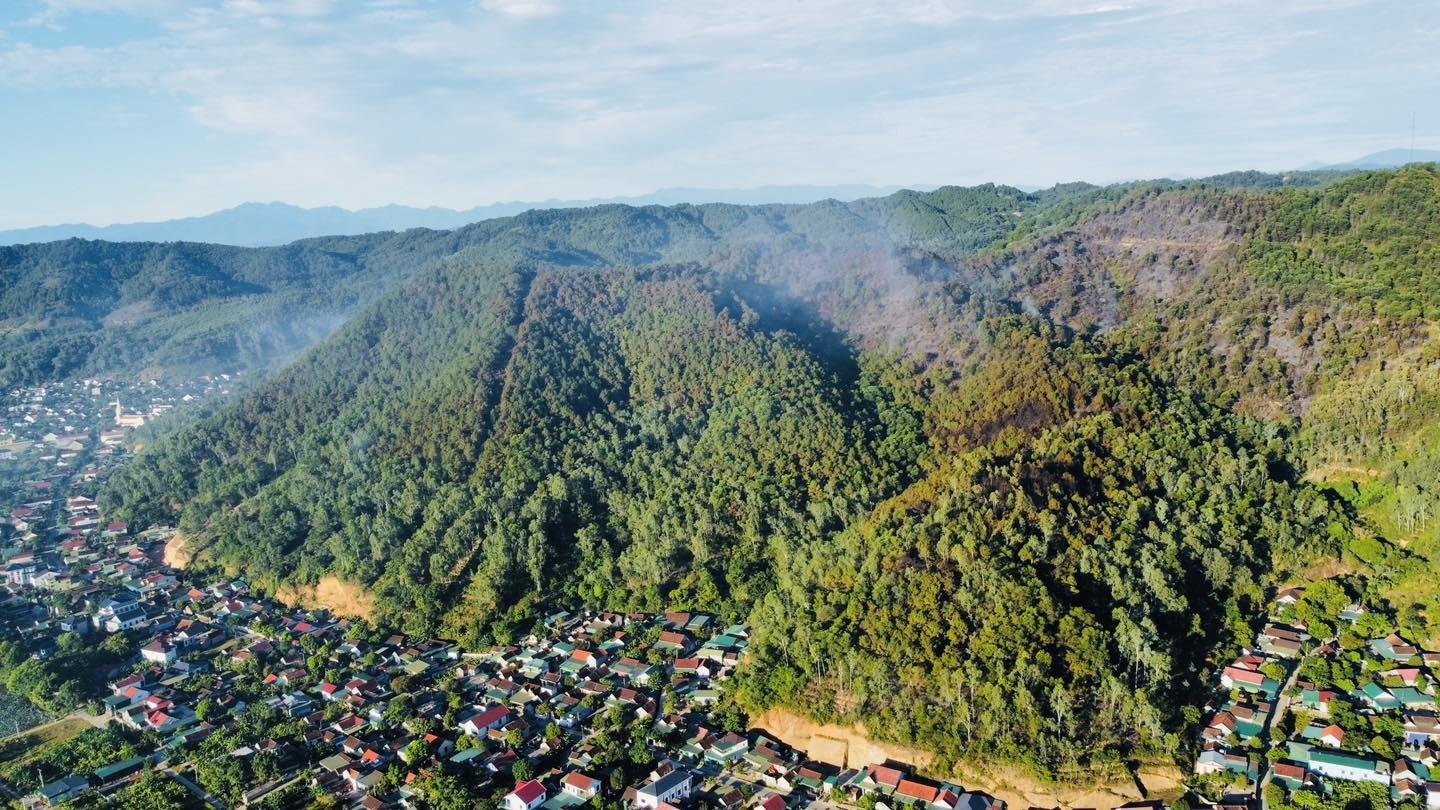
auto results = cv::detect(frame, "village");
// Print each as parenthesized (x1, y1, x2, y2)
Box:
(0, 371, 242, 539)
(0, 375, 1016, 810)
(2, 526, 1013, 810)
(1193, 582, 1440, 808)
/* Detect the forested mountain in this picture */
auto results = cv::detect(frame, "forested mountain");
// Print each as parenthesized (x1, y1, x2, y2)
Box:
(0, 230, 463, 387)
(0, 185, 917, 248)
(86, 165, 1440, 775)
(0, 170, 1343, 391)
(1, 183, 1052, 388)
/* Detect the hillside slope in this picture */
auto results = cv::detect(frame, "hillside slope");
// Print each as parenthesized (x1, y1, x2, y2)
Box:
(2, 171, 1346, 390)
(0, 182, 1057, 389)
(96, 165, 1440, 775)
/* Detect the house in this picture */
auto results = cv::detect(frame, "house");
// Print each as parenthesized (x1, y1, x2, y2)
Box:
(1205, 703, 1268, 743)
(1268, 762, 1315, 793)
(896, 778, 941, 805)
(1194, 750, 1228, 775)
(1221, 665, 1267, 690)
(1358, 682, 1400, 712)
(759, 795, 787, 810)
(562, 772, 601, 801)
(460, 704, 510, 737)
(654, 631, 690, 654)
(1405, 713, 1440, 748)
(562, 649, 602, 675)
(32, 774, 91, 806)
(1300, 688, 1339, 716)
(705, 732, 749, 764)
(1394, 760, 1427, 799)
(1392, 668, 1425, 687)
(610, 657, 657, 685)
(673, 658, 711, 679)
(140, 637, 178, 665)
(1257, 625, 1307, 658)
(1194, 748, 1255, 780)
(635, 770, 693, 810)
(1394, 687, 1437, 710)
(1371, 634, 1421, 662)
(96, 597, 145, 632)
(93, 756, 145, 786)
(506, 780, 548, 810)
(860, 764, 905, 794)
(1287, 741, 1390, 785)
(1319, 724, 1345, 748)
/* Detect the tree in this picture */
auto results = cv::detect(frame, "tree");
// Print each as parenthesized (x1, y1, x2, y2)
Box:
(115, 772, 190, 810)
(512, 758, 534, 783)
(385, 695, 415, 728)
(56, 632, 85, 656)
(412, 773, 478, 810)
(403, 738, 431, 764)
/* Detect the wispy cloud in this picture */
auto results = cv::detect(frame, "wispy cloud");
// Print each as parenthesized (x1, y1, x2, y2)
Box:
(0, 0, 1435, 227)
(479, 0, 558, 19)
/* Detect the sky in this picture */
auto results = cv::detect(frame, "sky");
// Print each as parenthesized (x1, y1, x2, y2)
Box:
(0, 0, 1437, 229)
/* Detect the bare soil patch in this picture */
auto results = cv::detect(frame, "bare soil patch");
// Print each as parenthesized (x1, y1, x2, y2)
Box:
(163, 531, 192, 569)
(754, 709, 933, 770)
(755, 709, 1183, 809)
(951, 759, 1183, 810)
(276, 576, 376, 622)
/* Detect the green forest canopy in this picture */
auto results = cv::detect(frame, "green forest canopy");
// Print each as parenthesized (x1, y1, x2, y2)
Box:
(85, 165, 1440, 776)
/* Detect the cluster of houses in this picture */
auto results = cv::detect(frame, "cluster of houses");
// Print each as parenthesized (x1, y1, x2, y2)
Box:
(1193, 586, 1440, 807)
(1, 372, 238, 578)
(2, 373, 241, 636)
(7, 551, 1011, 810)
(1, 525, 184, 661)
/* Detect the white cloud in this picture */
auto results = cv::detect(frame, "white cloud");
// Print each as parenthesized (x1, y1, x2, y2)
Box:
(223, 0, 334, 18)
(188, 90, 339, 138)
(478, 0, 558, 19)
(0, 0, 1437, 226)
(24, 0, 187, 27)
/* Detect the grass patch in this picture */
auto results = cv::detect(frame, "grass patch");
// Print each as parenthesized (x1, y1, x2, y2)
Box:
(0, 716, 91, 769)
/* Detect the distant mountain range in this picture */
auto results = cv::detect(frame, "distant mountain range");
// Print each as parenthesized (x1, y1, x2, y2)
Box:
(0, 184, 927, 247)
(1297, 147, 1440, 171)
(9, 151, 1438, 248)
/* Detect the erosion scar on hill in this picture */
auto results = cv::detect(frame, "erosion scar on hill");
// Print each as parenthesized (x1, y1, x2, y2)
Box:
(275, 577, 377, 622)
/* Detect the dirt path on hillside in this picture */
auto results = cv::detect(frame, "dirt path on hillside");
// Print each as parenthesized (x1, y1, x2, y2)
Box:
(755, 709, 1183, 809)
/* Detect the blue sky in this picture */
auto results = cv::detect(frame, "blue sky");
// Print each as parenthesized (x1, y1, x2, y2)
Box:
(0, 0, 1436, 228)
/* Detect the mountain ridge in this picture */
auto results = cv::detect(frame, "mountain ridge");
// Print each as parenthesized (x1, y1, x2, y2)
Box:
(1297, 147, 1440, 171)
(0, 184, 932, 248)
